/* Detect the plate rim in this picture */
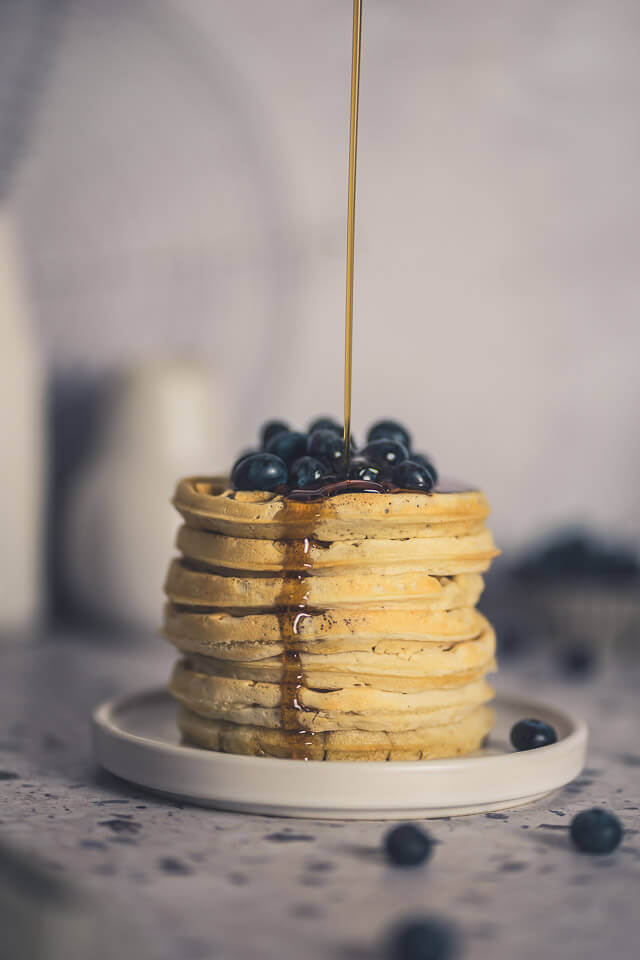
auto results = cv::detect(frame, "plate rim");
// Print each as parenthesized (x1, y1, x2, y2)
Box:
(92, 685, 588, 774)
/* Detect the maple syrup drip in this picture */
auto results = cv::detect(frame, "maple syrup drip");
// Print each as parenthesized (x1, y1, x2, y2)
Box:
(287, 478, 387, 501)
(283, 477, 468, 502)
(274, 499, 327, 761)
(343, 0, 363, 470)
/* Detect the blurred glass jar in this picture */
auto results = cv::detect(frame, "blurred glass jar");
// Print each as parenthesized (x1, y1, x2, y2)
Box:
(0, 212, 44, 631)
(64, 359, 227, 631)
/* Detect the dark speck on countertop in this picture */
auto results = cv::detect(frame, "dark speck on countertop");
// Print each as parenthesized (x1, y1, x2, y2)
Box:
(98, 819, 142, 835)
(265, 833, 315, 843)
(307, 861, 335, 872)
(159, 857, 193, 876)
(486, 812, 509, 820)
(301, 875, 326, 887)
(41, 734, 66, 751)
(291, 903, 323, 919)
(0, 771, 19, 781)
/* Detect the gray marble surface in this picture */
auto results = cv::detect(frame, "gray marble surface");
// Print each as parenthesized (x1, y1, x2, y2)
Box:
(1, 632, 639, 960)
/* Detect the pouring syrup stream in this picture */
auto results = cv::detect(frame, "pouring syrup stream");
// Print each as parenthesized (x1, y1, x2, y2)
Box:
(343, 0, 363, 470)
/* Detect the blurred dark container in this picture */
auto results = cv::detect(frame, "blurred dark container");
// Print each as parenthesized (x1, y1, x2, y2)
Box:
(509, 530, 640, 663)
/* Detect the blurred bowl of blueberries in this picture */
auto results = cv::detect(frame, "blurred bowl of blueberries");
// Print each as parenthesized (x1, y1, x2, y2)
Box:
(510, 529, 640, 667)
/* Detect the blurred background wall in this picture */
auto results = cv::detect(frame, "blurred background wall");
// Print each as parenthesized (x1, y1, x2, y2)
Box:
(4, 0, 640, 623)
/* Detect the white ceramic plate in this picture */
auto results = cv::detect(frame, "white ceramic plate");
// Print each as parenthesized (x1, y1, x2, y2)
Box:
(92, 689, 587, 820)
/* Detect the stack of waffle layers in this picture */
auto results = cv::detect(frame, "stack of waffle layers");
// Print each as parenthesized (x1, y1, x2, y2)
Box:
(164, 477, 500, 761)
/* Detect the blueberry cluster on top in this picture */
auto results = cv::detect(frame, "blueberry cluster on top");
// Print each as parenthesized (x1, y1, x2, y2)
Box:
(230, 418, 438, 494)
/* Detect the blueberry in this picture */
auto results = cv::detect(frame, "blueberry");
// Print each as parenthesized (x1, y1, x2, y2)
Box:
(393, 460, 435, 492)
(388, 916, 459, 960)
(307, 418, 357, 449)
(384, 824, 433, 867)
(367, 419, 411, 450)
(510, 718, 557, 751)
(290, 456, 333, 489)
(265, 430, 308, 466)
(260, 420, 289, 448)
(570, 808, 623, 854)
(308, 428, 350, 474)
(360, 439, 409, 476)
(308, 416, 342, 436)
(348, 457, 384, 483)
(410, 453, 438, 485)
(232, 453, 287, 492)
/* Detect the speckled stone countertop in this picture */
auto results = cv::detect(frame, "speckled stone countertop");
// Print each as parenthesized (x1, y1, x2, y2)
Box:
(1, 632, 639, 960)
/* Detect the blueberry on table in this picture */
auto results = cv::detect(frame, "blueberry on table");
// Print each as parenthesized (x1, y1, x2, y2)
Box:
(361, 439, 409, 476)
(289, 456, 333, 489)
(308, 416, 342, 436)
(393, 460, 435, 492)
(232, 453, 287, 492)
(384, 824, 433, 867)
(410, 453, 438, 485)
(388, 916, 459, 960)
(570, 808, 623, 854)
(308, 428, 350, 474)
(348, 457, 383, 483)
(510, 718, 557, 751)
(367, 419, 411, 450)
(260, 419, 289, 448)
(265, 430, 308, 466)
